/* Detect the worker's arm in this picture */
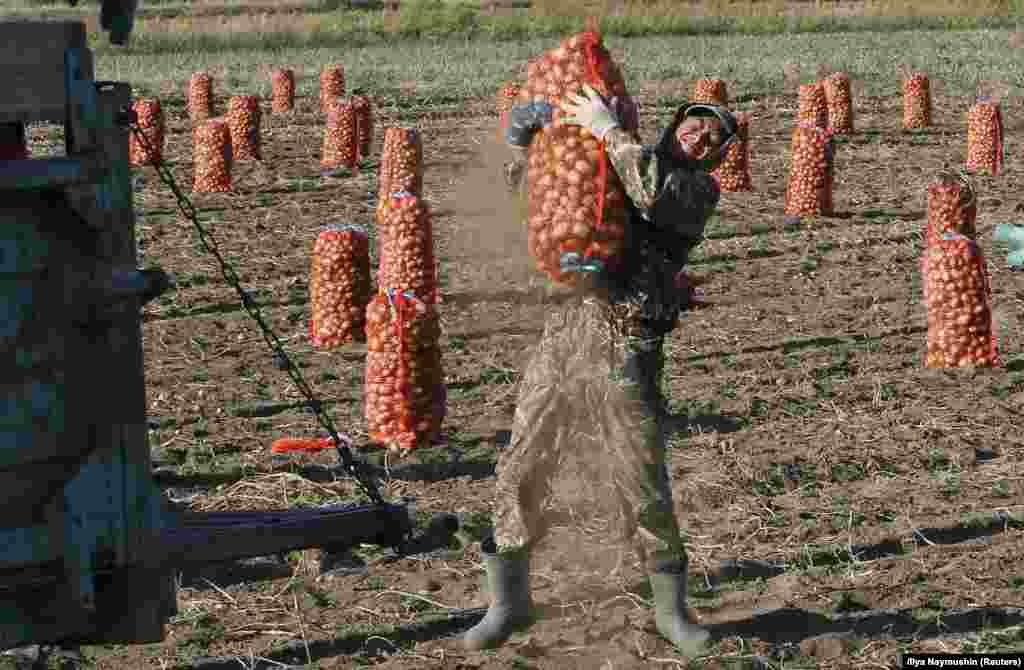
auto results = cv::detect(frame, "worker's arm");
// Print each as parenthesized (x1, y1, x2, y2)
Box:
(503, 101, 553, 191)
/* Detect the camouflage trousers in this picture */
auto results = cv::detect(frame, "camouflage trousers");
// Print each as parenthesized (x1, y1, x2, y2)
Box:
(492, 294, 686, 571)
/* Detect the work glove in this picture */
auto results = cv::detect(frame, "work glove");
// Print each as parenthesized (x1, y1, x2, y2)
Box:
(504, 147, 528, 192)
(562, 84, 621, 141)
(993, 223, 1024, 270)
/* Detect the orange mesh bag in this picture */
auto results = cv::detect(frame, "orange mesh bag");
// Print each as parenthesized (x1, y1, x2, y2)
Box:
(309, 224, 371, 349)
(321, 100, 360, 171)
(364, 290, 446, 454)
(712, 111, 752, 192)
(270, 68, 295, 113)
(188, 72, 214, 122)
(797, 82, 829, 129)
(902, 73, 931, 130)
(925, 171, 976, 249)
(128, 99, 165, 166)
(924, 232, 999, 368)
(691, 78, 729, 106)
(351, 95, 374, 158)
(965, 93, 1004, 176)
(227, 95, 261, 161)
(377, 192, 439, 305)
(378, 126, 423, 201)
(192, 118, 232, 193)
(496, 81, 521, 142)
(319, 65, 345, 113)
(822, 72, 853, 135)
(784, 123, 834, 218)
(520, 30, 636, 286)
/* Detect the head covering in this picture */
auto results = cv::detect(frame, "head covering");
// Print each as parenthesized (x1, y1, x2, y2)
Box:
(654, 103, 739, 170)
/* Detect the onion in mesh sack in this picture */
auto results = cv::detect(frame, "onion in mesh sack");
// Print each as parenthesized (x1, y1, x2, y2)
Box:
(822, 72, 854, 135)
(320, 65, 345, 113)
(227, 95, 261, 161)
(192, 118, 232, 193)
(270, 68, 295, 113)
(188, 72, 214, 122)
(924, 232, 999, 369)
(309, 225, 371, 349)
(902, 72, 931, 130)
(712, 111, 752, 192)
(364, 290, 446, 453)
(518, 30, 636, 286)
(128, 98, 165, 166)
(965, 98, 1004, 176)
(784, 123, 833, 218)
(691, 78, 729, 106)
(377, 192, 438, 305)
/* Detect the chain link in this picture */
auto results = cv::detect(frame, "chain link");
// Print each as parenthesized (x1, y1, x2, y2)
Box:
(125, 118, 386, 507)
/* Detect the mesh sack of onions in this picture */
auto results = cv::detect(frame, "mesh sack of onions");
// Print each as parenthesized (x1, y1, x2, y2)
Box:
(519, 31, 637, 286)
(319, 65, 346, 113)
(923, 232, 1000, 369)
(188, 73, 214, 122)
(691, 78, 729, 106)
(377, 192, 438, 305)
(797, 82, 829, 130)
(192, 119, 232, 193)
(711, 111, 752, 192)
(902, 73, 931, 130)
(965, 98, 1004, 176)
(227, 95, 261, 161)
(321, 100, 360, 171)
(309, 224, 371, 349)
(128, 99, 165, 167)
(364, 289, 446, 453)
(0, 123, 27, 160)
(784, 123, 834, 218)
(378, 126, 423, 201)
(496, 82, 521, 142)
(925, 171, 976, 248)
(351, 95, 373, 158)
(822, 72, 854, 135)
(270, 68, 295, 113)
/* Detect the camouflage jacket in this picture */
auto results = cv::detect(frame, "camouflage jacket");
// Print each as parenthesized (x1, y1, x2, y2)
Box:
(506, 105, 720, 340)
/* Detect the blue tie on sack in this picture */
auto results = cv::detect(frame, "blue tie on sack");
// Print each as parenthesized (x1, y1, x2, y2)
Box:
(559, 252, 605, 275)
(993, 224, 1024, 270)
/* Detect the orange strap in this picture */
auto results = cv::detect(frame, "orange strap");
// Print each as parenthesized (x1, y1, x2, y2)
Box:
(271, 437, 333, 454)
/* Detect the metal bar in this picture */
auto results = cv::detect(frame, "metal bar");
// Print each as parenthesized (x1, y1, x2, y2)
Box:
(0, 157, 105, 191)
(147, 503, 413, 570)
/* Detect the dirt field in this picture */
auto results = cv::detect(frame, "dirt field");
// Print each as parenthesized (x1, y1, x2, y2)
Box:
(41, 64, 1024, 669)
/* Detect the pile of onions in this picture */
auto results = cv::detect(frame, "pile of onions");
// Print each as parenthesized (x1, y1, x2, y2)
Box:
(965, 99, 1003, 176)
(377, 192, 438, 305)
(378, 126, 422, 201)
(322, 100, 360, 171)
(364, 290, 446, 453)
(822, 72, 854, 135)
(496, 81, 521, 142)
(797, 82, 829, 130)
(192, 118, 232, 193)
(320, 65, 346, 113)
(270, 68, 295, 114)
(128, 99, 165, 167)
(902, 73, 931, 130)
(309, 225, 371, 349)
(188, 73, 214, 122)
(924, 232, 999, 368)
(227, 95, 261, 161)
(691, 78, 729, 106)
(519, 31, 634, 285)
(712, 111, 752, 192)
(784, 123, 833, 218)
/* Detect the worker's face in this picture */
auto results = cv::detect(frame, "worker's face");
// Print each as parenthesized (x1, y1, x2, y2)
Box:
(672, 116, 726, 163)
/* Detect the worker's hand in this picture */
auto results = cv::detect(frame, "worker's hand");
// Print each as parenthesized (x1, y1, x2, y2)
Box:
(562, 84, 620, 140)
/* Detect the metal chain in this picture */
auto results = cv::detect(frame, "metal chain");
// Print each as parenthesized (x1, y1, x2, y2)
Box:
(124, 116, 386, 507)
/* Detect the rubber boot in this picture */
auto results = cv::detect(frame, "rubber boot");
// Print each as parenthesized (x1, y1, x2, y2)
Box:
(463, 538, 533, 650)
(649, 557, 711, 656)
